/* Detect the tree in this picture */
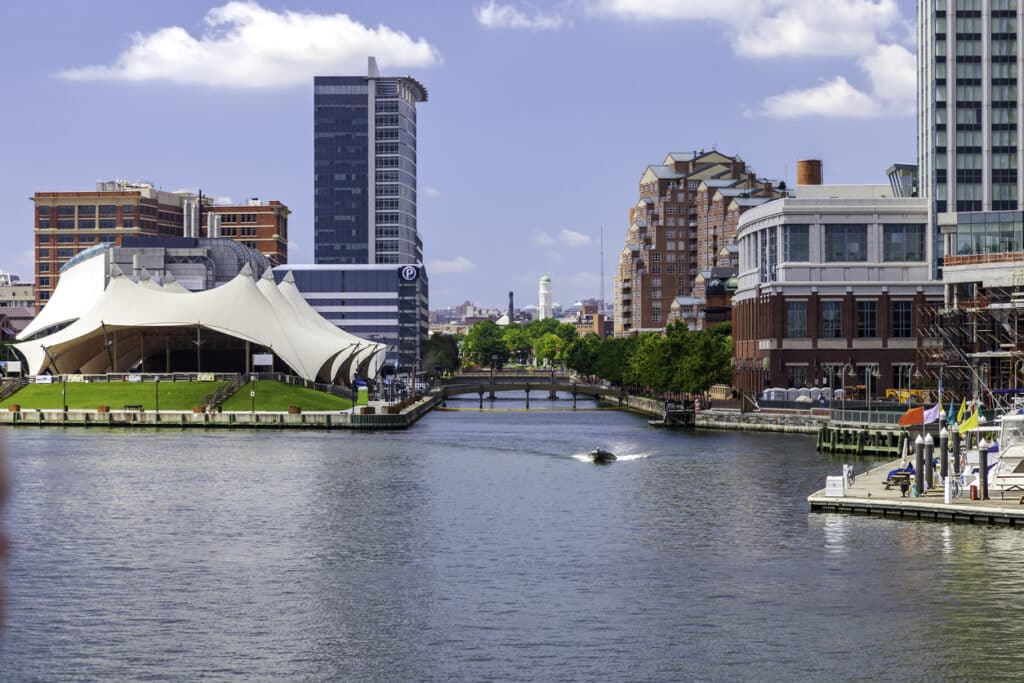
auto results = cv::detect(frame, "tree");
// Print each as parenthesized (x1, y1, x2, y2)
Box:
(534, 332, 563, 365)
(593, 336, 635, 387)
(462, 320, 510, 368)
(502, 325, 533, 365)
(423, 333, 460, 376)
(564, 333, 602, 376)
(624, 332, 669, 393)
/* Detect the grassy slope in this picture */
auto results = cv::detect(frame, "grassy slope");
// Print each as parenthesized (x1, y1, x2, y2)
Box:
(0, 381, 225, 411)
(219, 381, 352, 412)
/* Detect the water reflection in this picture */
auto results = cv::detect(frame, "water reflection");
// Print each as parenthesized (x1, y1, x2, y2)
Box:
(3, 414, 1024, 680)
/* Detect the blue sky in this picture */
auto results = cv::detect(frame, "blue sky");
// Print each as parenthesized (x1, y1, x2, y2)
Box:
(0, 0, 917, 309)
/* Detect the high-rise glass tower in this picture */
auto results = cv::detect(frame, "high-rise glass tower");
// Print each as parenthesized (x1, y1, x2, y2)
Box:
(314, 57, 427, 265)
(919, 0, 1021, 282)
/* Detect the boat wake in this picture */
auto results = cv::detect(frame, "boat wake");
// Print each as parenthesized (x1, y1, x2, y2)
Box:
(571, 452, 649, 462)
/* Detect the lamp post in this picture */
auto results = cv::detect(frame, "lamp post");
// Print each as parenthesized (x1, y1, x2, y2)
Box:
(155, 378, 160, 415)
(841, 362, 855, 418)
(867, 366, 879, 425)
(62, 375, 67, 412)
(250, 374, 256, 413)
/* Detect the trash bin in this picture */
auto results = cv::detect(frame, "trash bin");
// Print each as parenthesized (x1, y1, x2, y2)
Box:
(970, 484, 978, 500)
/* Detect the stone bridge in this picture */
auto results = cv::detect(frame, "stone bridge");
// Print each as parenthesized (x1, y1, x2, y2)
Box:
(431, 373, 626, 408)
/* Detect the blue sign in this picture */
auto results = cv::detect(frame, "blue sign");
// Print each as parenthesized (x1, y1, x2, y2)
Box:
(400, 265, 418, 282)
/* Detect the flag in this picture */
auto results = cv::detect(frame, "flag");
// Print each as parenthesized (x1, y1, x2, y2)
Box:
(898, 406, 924, 426)
(959, 409, 980, 433)
(956, 398, 966, 423)
(923, 402, 942, 424)
(947, 401, 956, 424)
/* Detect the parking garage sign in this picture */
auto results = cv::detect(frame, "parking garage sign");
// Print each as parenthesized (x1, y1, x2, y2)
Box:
(400, 265, 418, 282)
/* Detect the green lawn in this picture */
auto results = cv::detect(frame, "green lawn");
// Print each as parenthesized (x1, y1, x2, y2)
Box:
(0, 381, 225, 411)
(219, 381, 352, 412)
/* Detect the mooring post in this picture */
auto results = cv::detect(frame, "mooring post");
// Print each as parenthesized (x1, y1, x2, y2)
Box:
(924, 433, 934, 491)
(939, 426, 949, 481)
(979, 438, 989, 500)
(572, 384, 577, 410)
(478, 386, 484, 410)
(914, 434, 925, 495)
(951, 426, 961, 475)
(525, 387, 530, 410)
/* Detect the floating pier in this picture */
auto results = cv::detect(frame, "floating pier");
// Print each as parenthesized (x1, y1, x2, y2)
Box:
(809, 458, 1024, 527)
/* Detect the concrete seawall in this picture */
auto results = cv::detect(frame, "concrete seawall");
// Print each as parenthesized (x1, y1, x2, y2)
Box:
(0, 396, 442, 431)
(607, 394, 823, 434)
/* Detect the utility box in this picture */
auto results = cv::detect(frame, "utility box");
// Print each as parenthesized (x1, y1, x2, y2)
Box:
(825, 476, 846, 497)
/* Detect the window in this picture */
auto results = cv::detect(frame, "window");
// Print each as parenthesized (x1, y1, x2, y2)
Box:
(825, 225, 867, 261)
(652, 265, 661, 274)
(652, 253, 661, 263)
(784, 225, 809, 261)
(883, 224, 925, 261)
(857, 301, 877, 337)
(57, 248, 75, 258)
(786, 365, 809, 388)
(79, 219, 95, 230)
(786, 301, 807, 337)
(892, 300, 914, 338)
(822, 301, 842, 338)
(38, 219, 49, 229)
(77, 205, 95, 217)
(38, 277, 50, 287)
(57, 234, 75, 243)
(38, 206, 50, 216)
(57, 219, 74, 229)
(99, 219, 116, 229)
(56, 205, 74, 216)
(38, 248, 49, 258)
(38, 263, 50, 273)
(99, 205, 117, 215)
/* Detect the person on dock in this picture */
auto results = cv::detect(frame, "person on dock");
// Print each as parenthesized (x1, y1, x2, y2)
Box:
(899, 477, 910, 497)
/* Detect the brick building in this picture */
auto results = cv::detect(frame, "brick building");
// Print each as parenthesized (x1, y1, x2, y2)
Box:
(731, 179, 943, 397)
(613, 150, 784, 336)
(32, 181, 289, 308)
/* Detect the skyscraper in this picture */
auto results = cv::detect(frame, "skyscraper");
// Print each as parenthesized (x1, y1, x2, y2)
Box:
(313, 57, 427, 265)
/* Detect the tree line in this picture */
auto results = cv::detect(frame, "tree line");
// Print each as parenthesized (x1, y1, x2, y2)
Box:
(425, 319, 733, 396)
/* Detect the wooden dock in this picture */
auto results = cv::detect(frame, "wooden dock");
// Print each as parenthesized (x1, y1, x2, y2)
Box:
(816, 423, 908, 457)
(808, 458, 1024, 527)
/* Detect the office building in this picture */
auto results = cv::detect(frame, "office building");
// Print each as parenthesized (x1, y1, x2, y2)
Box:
(273, 264, 428, 376)
(919, 0, 1024, 398)
(731, 178, 942, 394)
(32, 180, 289, 308)
(314, 57, 427, 265)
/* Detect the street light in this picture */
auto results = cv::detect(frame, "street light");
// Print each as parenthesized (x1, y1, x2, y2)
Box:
(250, 374, 256, 413)
(155, 378, 160, 415)
(867, 366, 880, 425)
(841, 362, 855, 417)
(62, 375, 67, 412)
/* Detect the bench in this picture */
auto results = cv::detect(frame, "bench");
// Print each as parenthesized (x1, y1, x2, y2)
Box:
(123, 404, 144, 412)
(999, 484, 1024, 501)
(883, 473, 911, 490)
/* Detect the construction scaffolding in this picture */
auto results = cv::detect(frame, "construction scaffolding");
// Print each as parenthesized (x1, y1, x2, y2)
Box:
(920, 270, 1024, 412)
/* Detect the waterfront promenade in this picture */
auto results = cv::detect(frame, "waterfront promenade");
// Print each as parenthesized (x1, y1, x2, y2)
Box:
(809, 457, 1024, 526)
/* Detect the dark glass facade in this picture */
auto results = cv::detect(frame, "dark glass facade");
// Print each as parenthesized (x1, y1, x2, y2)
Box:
(274, 265, 429, 375)
(314, 73, 426, 266)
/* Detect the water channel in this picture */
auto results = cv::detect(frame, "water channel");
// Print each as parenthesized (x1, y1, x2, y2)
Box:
(1, 393, 1023, 681)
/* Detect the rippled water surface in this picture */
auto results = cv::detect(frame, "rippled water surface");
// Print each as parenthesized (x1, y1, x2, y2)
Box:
(2, 398, 1024, 681)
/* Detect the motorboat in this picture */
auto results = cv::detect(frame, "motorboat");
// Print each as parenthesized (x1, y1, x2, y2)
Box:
(988, 413, 1024, 496)
(589, 448, 617, 464)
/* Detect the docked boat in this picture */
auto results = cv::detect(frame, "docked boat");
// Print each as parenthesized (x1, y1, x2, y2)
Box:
(988, 414, 1024, 495)
(589, 448, 617, 464)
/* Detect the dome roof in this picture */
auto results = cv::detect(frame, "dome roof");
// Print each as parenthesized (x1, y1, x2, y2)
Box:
(540, 275, 551, 283)
(726, 276, 739, 290)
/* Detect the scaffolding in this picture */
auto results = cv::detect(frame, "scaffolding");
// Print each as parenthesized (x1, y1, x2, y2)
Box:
(920, 268, 1024, 413)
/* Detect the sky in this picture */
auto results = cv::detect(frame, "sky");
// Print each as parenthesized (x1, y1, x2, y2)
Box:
(0, 0, 918, 310)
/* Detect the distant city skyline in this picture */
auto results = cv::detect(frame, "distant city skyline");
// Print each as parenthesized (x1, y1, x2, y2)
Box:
(0, 0, 916, 308)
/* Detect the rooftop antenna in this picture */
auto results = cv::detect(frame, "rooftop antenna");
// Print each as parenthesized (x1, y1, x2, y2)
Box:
(600, 226, 605, 313)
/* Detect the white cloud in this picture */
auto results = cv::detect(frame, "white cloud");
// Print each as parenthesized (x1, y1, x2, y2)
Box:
(589, 0, 913, 119)
(559, 229, 592, 247)
(476, 2, 566, 30)
(531, 230, 557, 247)
(753, 76, 882, 119)
(57, 1, 440, 88)
(589, 0, 904, 58)
(428, 256, 477, 274)
(422, 186, 442, 199)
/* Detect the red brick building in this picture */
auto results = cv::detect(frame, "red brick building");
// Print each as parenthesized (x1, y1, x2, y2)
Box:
(32, 181, 289, 308)
(613, 150, 784, 335)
